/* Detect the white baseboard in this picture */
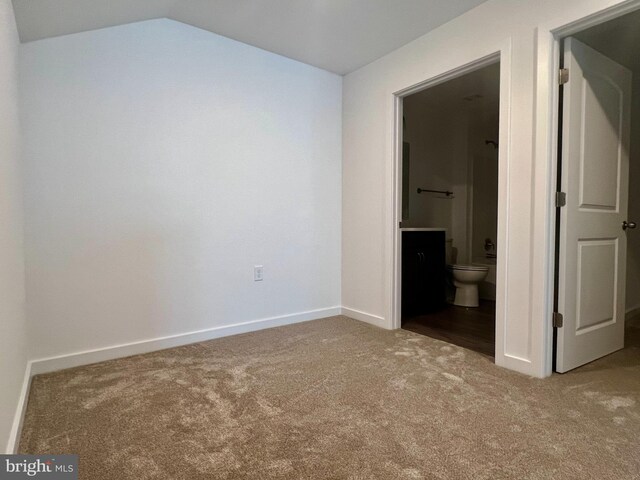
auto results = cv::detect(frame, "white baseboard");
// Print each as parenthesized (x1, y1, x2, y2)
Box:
(30, 306, 342, 376)
(5, 361, 32, 454)
(341, 307, 389, 329)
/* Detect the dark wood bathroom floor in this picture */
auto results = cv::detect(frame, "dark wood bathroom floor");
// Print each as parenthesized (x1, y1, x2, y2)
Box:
(402, 301, 496, 357)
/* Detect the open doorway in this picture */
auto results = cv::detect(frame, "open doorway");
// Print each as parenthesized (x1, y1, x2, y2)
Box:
(554, 9, 640, 372)
(398, 62, 500, 357)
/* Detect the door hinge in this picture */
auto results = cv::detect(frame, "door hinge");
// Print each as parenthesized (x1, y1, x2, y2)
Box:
(553, 312, 564, 328)
(559, 68, 569, 85)
(555, 191, 566, 207)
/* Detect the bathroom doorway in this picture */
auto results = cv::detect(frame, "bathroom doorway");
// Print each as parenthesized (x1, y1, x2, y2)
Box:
(397, 61, 501, 357)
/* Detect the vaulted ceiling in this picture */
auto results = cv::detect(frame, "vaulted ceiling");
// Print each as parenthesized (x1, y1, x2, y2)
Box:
(12, 0, 489, 74)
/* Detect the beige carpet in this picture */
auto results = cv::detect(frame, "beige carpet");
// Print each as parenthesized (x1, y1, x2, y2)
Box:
(19, 316, 640, 479)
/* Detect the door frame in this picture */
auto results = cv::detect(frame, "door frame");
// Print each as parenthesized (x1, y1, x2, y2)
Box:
(534, 0, 640, 375)
(390, 47, 511, 364)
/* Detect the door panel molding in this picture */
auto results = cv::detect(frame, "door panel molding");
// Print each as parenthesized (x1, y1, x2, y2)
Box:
(556, 37, 631, 373)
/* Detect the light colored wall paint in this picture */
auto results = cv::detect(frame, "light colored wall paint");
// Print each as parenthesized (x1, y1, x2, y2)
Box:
(342, 0, 632, 377)
(20, 19, 342, 360)
(0, 0, 28, 453)
(470, 108, 499, 261)
(450, 111, 471, 264)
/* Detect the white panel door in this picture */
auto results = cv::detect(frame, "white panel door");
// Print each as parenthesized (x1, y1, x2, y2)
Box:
(556, 37, 633, 373)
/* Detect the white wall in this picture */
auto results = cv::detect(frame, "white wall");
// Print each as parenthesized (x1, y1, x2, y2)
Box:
(0, 0, 28, 453)
(402, 98, 459, 230)
(20, 19, 342, 361)
(342, 0, 631, 377)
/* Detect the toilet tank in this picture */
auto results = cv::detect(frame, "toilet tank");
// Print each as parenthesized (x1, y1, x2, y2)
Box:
(472, 256, 496, 300)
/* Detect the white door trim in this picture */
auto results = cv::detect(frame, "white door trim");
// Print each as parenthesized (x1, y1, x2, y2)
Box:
(533, 0, 640, 377)
(388, 41, 512, 367)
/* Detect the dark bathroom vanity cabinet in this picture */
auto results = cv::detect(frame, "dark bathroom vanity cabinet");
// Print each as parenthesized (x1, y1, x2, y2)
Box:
(401, 229, 446, 319)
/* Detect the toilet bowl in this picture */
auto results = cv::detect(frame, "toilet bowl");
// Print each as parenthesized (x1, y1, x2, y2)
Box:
(447, 264, 489, 307)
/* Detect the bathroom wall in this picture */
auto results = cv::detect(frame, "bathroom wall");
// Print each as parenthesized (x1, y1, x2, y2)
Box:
(20, 19, 343, 362)
(470, 106, 500, 261)
(0, 0, 28, 453)
(402, 97, 468, 261)
(401, 64, 499, 265)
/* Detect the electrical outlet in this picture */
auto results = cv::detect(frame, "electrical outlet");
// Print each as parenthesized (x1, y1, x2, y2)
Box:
(254, 265, 264, 282)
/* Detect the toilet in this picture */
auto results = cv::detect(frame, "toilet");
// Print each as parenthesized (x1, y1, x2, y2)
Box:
(447, 264, 489, 307)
